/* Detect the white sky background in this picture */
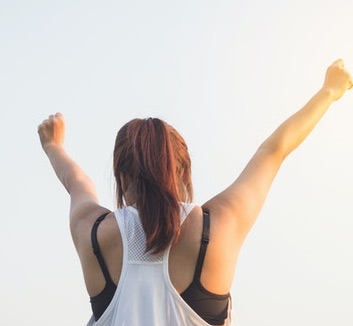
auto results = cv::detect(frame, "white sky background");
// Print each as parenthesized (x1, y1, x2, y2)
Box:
(1, 0, 353, 325)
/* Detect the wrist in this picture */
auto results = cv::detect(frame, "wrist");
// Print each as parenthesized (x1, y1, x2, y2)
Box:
(42, 142, 64, 154)
(318, 87, 335, 103)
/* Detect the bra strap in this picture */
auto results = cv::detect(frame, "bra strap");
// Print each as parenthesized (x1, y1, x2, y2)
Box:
(91, 212, 115, 284)
(193, 207, 210, 281)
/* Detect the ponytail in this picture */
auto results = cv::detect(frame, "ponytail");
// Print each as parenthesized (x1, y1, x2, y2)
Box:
(113, 118, 193, 254)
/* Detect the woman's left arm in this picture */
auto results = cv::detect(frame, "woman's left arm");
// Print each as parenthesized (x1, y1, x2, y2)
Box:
(38, 113, 104, 239)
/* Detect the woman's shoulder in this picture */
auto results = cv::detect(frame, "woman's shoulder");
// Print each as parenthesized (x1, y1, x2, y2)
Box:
(175, 203, 243, 294)
(71, 205, 117, 254)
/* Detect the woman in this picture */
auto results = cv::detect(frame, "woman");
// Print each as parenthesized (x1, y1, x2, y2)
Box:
(38, 59, 352, 326)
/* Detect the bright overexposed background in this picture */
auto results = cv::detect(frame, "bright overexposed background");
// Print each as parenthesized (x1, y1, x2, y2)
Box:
(1, 0, 353, 325)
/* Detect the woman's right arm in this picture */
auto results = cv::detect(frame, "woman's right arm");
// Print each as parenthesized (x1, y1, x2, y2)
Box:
(38, 114, 108, 247)
(204, 59, 353, 241)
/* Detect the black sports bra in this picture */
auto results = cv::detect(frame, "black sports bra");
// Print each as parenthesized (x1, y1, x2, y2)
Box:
(90, 208, 231, 325)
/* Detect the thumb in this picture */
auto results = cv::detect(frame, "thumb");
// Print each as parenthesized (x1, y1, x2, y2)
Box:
(332, 58, 345, 67)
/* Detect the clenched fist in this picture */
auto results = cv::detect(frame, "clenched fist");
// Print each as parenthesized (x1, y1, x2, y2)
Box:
(322, 59, 353, 101)
(38, 112, 65, 151)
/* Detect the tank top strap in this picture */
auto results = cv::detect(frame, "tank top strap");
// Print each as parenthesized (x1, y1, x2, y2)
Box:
(180, 202, 197, 224)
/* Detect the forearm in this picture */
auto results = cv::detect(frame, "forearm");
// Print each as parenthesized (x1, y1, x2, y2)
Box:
(44, 144, 97, 197)
(261, 88, 334, 159)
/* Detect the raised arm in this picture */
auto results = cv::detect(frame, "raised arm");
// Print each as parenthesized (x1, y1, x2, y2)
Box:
(38, 113, 104, 237)
(204, 59, 353, 240)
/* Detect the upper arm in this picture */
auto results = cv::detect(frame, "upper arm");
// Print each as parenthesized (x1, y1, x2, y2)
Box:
(43, 143, 111, 249)
(68, 176, 109, 247)
(204, 145, 284, 239)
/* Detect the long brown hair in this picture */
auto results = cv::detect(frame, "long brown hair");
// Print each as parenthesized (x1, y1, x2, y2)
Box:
(113, 118, 193, 254)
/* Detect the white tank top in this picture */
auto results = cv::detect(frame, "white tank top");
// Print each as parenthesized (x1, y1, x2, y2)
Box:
(86, 203, 232, 326)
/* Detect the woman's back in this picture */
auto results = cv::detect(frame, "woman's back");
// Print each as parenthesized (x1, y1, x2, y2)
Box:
(81, 203, 237, 325)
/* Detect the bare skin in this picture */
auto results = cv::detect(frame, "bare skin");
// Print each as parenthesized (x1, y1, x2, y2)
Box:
(38, 59, 353, 321)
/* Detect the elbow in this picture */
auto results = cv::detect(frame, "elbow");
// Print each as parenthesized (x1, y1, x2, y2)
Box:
(63, 168, 93, 195)
(259, 138, 286, 163)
